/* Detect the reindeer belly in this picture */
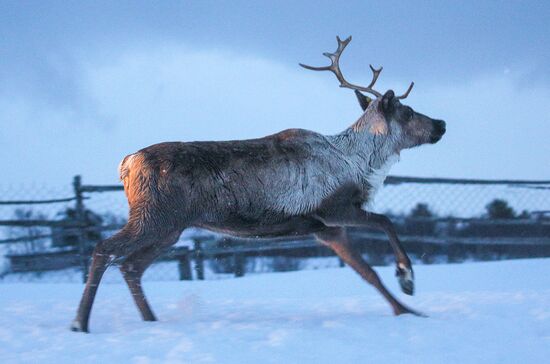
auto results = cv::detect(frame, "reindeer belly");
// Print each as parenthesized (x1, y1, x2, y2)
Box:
(196, 214, 326, 239)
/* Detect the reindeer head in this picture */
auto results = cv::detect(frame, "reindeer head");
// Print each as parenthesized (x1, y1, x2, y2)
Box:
(300, 36, 446, 152)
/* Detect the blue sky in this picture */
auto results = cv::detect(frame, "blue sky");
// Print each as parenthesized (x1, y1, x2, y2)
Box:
(1, 1, 549, 185)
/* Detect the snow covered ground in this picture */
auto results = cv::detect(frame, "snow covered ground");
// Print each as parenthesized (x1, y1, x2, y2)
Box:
(1, 259, 549, 364)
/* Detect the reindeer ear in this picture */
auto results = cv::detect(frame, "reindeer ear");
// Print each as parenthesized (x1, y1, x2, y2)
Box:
(354, 90, 371, 111)
(380, 90, 395, 113)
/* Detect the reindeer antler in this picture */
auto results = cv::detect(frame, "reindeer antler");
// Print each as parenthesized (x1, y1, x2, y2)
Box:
(300, 36, 414, 100)
(396, 82, 414, 100)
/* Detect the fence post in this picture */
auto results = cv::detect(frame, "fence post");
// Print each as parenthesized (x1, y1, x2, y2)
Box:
(234, 252, 245, 277)
(177, 247, 193, 281)
(193, 240, 205, 280)
(73, 175, 89, 284)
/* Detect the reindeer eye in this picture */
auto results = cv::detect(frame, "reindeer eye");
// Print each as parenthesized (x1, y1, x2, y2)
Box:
(403, 107, 413, 121)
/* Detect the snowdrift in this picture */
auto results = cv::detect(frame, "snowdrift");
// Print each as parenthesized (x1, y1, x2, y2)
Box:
(0, 259, 549, 363)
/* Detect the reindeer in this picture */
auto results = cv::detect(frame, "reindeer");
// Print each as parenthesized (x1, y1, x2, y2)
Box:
(71, 36, 446, 332)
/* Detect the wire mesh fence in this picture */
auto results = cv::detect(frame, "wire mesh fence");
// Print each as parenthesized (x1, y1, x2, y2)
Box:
(1, 175, 549, 283)
(379, 177, 550, 218)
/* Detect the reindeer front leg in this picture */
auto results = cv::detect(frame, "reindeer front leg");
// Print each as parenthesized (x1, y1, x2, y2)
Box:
(356, 212, 414, 295)
(316, 207, 415, 295)
(315, 227, 421, 316)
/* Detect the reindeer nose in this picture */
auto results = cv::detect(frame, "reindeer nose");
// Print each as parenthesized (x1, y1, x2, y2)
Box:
(430, 120, 446, 143)
(435, 120, 446, 134)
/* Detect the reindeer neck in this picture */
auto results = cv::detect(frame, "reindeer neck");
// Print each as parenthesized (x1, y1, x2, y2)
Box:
(329, 126, 398, 172)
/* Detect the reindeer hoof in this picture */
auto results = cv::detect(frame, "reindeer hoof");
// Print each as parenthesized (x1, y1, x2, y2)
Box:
(70, 320, 88, 333)
(396, 264, 414, 296)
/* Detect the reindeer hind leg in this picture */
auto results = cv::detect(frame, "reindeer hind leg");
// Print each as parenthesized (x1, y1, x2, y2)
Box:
(71, 227, 137, 332)
(70, 221, 177, 332)
(119, 229, 182, 322)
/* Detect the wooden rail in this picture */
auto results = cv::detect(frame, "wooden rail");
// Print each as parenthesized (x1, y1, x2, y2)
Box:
(0, 197, 80, 205)
(385, 176, 550, 185)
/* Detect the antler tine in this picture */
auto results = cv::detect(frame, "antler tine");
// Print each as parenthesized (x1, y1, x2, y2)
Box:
(367, 64, 383, 90)
(396, 82, 414, 100)
(299, 64, 332, 71)
(299, 36, 383, 98)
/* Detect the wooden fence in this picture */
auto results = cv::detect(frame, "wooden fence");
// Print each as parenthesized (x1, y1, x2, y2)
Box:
(1, 175, 549, 282)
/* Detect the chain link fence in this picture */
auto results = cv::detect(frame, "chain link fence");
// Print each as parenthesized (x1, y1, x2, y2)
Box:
(1, 175, 549, 283)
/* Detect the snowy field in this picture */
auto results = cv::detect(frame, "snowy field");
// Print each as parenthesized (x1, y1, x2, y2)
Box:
(1, 259, 549, 363)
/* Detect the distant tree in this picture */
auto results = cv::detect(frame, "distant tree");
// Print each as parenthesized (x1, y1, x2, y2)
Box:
(409, 203, 433, 218)
(8, 208, 48, 253)
(51, 207, 104, 248)
(405, 203, 436, 235)
(485, 199, 516, 219)
(517, 210, 530, 219)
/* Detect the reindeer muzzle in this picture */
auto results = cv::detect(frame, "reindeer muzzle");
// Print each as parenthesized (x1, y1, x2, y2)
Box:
(430, 120, 446, 144)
